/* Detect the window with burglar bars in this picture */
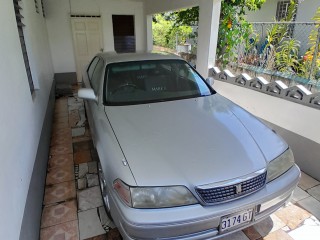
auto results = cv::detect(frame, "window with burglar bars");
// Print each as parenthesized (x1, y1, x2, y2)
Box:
(276, 1, 297, 37)
(13, 0, 35, 93)
(276, 1, 291, 21)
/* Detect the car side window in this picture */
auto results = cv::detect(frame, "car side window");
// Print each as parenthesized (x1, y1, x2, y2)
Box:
(87, 57, 100, 80)
(91, 59, 104, 94)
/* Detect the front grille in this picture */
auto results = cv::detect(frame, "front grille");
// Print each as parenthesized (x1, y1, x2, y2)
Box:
(196, 172, 267, 204)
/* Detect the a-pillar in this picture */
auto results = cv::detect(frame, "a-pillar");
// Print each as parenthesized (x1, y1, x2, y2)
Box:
(196, 0, 221, 78)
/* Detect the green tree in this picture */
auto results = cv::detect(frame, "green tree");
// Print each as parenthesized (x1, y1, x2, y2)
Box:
(152, 14, 193, 49)
(169, 0, 266, 66)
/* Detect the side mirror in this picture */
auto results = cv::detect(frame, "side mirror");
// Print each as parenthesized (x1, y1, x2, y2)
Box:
(205, 77, 214, 86)
(78, 88, 97, 102)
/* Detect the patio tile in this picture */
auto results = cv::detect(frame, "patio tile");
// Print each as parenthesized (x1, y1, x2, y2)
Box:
(51, 135, 73, 147)
(73, 140, 94, 153)
(77, 106, 87, 127)
(72, 127, 86, 137)
(275, 204, 311, 230)
(262, 229, 293, 240)
(291, 187, 310, 203)
(78, 208, 106, 240)
(78, 163, 89, 178)
(53, 116, 69, 125)
(46, 165, 75, 185)
(69, 104, 84, 112)
(78, 186, 103, 211)
(298, 172, 320, 191)
(52, 134, 73, 145)
(288, 216, 320, 240)
(74, 151, 92, 164)
(54, 105, 68, 113)
(253, 214, 286, 237)
(50, 143, 73, 156)
(218, 230, 249, 240)
(41, 200, 77, 228)
(296, 197, 320, 220)
(55, 107, 69, 114)
(88, 162, 98, 174)
(85, 234, 107, 240)
(78, 178, 87, 190)
(307, 185, 320, 202)
(48, 154, 73, 169)
(73, 128, 92, 143)
(107, 229, 121, 240)
(53, 121, 70, 131)
(69, 109, 80, 127)
(44, 181, 76, 205)
(68, 97, 83, 106)
(52, 128, 72, 138)
(40, 220, 79, 240)
(87, 174, 99, 187)
(56, 97, 68, 105)
(243, 226, 262, 240)
(54, 108, 68, 116)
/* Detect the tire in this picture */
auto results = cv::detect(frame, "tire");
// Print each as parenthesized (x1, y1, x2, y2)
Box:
(98, 160, 113, 221)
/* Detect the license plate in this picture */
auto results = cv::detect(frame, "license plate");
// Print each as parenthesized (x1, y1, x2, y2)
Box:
(219, 209, 253, 232)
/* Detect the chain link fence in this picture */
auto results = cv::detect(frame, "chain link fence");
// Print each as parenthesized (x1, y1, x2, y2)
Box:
(229, 22, 320, 92)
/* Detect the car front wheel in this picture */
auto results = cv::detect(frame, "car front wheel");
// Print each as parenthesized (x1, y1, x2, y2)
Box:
(98, 160, 113, 220)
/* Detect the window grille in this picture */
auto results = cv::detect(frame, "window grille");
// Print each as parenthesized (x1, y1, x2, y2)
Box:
(13, 0, 34, 93)
(41, 0, 45, 17)
(276, 1, 291, 21)
(34, 0, 39, 13)
(276, 1, 297, 38)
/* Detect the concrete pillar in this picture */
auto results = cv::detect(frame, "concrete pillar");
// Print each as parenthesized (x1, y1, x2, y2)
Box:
(196, 0, 221, 78)
(146, 15, 153, 51)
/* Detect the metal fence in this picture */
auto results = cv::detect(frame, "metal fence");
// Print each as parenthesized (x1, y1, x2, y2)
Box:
(230, 22, 320, 91)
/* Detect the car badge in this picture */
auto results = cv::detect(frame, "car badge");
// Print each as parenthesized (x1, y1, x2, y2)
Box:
(235, 184, 242, 194)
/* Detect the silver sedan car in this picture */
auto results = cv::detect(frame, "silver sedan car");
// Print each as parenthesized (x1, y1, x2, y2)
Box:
(78, 52, 300, 240)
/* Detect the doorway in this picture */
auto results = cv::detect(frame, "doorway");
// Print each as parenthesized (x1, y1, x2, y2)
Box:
(71, 16, 103, 82)
(112, 15, 136, 53)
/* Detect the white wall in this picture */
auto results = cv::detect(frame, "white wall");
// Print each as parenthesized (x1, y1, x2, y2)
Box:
(295, 0, 320, 22)
(0, 0, 54, 239)
(214, 81, 320, 144)
(246, 0, 320, 23)
(144, 0, 198, 14)
(46, 0, 146, 74)
(245, 0, 278, 22)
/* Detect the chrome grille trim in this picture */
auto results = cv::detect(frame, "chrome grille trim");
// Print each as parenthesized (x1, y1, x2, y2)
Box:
(195, 169, 267, 205)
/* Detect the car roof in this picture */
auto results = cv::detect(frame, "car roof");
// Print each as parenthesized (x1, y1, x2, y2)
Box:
(96, 51, 183, 64)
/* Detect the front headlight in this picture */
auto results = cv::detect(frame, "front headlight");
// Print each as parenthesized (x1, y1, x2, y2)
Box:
(267, 148, 295, 182)
(113, 179, 198, 208)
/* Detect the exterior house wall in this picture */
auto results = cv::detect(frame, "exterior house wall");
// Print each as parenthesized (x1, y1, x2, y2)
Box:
(0, 0, 54, 239)
(144, 0, 198, 14)
(295, 0, 320, 22)
(246, 0, 320, 23)
(46, 0, 146, 74)
(245, 0, 279, 22)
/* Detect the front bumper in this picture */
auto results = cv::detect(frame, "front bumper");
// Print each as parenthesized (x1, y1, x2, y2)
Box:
(109, 164, 300, 240)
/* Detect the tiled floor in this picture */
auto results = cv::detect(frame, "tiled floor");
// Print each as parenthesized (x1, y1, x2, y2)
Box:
(40, 88, 320, 240)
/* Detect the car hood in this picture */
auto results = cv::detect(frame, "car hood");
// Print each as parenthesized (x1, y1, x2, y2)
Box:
(105, 94, 287, 187)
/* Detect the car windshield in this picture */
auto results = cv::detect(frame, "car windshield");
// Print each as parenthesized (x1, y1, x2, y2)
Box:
(104, 60, 213, 105)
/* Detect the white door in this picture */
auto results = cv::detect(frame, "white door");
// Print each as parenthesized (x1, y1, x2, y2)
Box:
(71, 17, 103, 82)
